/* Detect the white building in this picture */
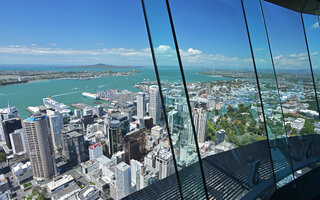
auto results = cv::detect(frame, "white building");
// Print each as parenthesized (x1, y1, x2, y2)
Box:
(11, 162, 33, 184)
(74, 109, 82, 119)
(112, 162, 131, 200)
(156, 149, 175, 180)
(83, 107, 93, 116)
(46, 175, 74, 194)
(137, 92, 146, 119)
(151, 126, 163, 138)
(193, 108, 207, 143)
(149, 85, 161, 125)
(88, 142, 103, 160)
(130, 159, 142, 187)
(291, 118, 305, 130)
(9, 129, 26, 154)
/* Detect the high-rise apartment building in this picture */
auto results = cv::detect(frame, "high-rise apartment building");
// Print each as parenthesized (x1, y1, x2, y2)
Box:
(22, 112, 56, 181)
(149, 85, 161, 125)
(137, 92, 146, 119)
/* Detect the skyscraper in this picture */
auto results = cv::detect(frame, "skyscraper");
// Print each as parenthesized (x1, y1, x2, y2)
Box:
(22, 112, 56, 181)
(0, 105, 20, 142)
(61, 130, 88, 166)
(114, 162, 131, 200)
(2, 117, 22, 149)
(9, 129, 26, 154)
(149, 85, 161, 125)
(192, 108, 207, 143)
(130, 159, 142, 187)
(137, 92, 146, 119)
(88, 142, 103, 160)
(156, 149, 175, 180)
(124, 128, 146, 164)
(107, 120, 122, 157)
(47, 110, 63, 151)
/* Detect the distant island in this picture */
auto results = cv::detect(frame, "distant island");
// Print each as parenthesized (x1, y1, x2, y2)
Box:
(0, 65, 139, 86)
(59, 63, 139, 69)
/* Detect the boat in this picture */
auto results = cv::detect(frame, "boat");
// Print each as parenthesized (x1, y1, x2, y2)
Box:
(82, 92, 99, 100)
(43, 98, 71, 115)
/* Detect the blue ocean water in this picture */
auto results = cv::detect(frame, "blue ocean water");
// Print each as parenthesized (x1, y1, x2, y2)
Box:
(0, 65, 229, 119)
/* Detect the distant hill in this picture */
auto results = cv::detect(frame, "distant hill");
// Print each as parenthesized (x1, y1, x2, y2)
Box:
(60, 63, 138, 69)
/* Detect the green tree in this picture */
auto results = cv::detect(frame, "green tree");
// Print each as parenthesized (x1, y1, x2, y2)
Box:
(37, 193, 45, 200)
(300, 119, 315, 135)
(0, 152, 6, 162)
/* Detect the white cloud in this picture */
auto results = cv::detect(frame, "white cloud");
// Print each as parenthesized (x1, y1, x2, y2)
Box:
(0, 44, 317, 69)
(311, 22, 319, 29)
(0, 45, 151, 57)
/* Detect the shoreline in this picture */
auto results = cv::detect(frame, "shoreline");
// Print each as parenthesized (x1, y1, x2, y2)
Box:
(0, 71, 139, 87)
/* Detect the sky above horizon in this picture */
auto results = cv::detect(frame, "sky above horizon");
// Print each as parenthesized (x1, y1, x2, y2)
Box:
(0, 0, 318, 69)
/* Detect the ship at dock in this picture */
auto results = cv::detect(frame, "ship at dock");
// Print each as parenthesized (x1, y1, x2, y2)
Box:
(43, 98, 71, 116)
(82, 92, 99, 100)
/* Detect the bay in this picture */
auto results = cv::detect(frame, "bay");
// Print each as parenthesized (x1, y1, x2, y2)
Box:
(0, 66, 229, 119)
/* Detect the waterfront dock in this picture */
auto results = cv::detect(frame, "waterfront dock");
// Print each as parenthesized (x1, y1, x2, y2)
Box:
(71, 103, 93, 110)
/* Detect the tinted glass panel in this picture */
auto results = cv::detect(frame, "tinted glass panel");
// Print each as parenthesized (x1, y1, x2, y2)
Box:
(262, 0, 320, 187)
(142, 0, 207, 199)
(243, 0, 293, 189)
(169, 0, 274, 198)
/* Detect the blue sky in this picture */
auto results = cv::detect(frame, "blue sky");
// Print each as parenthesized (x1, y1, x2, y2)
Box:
(0, 0, 318, 69)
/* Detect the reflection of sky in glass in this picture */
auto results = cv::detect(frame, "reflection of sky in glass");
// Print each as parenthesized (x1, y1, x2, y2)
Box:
(303, 13, 320, 71)
(262, 1, 311, 70)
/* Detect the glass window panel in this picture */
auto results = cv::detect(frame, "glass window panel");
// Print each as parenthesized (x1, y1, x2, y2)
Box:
(243, 0, 294, 190)
(169, 0, 275, 199)
(141, 0, 207, 199)
(262, 0, 320, 188)
(0, 0, 179, 199)
(303, 11, 320, 114)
